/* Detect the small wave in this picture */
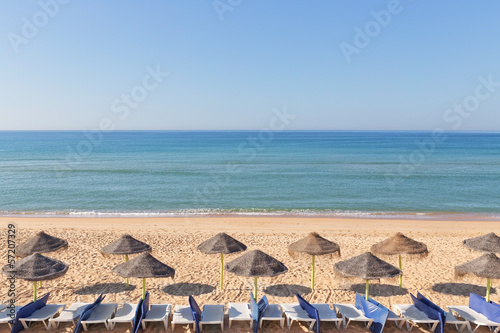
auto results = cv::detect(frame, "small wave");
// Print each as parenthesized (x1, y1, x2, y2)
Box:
(0, 209, 499, 220)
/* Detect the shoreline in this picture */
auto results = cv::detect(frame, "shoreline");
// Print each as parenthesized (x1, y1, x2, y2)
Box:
(1, 211, 500, 221)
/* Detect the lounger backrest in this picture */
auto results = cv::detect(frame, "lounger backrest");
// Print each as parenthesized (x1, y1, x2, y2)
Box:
(355, 293, 389, 333)
(469, 293, 500, 322)
(250, 293, 259, 333)
(296, 293, 320, 333)
(11, 293, 50, 333)
(416, 292, 446, 319)
(132, 292, 149, 333)
(410, 293, 444, 333)
(257, 295, 268, 315)
(189, 296, 202, 333)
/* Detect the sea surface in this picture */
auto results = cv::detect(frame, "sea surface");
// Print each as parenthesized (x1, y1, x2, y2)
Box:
(1, 131, 499, 219)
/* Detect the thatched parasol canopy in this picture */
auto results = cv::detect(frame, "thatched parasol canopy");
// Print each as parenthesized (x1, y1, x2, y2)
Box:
(288, 232, 340, 256)
(225, 250, 288, 300)
(2, 253, 68, 281)
(334, 252, 401, 280)
(370, 233, 427, 256)
(463, 233, 500, 253)
(101, 234, 151, 255)
(288, 232, 340, 289)
(334, 252, 401, 300)
(225, 250, 288, 278)
(455, 253, 500, 280)
(197, 232, 247, 254)
(455, 253, 500, 302)
(113, 253, 175, 278)
(113, 252, 175, 299)
(2, 253, 68, 301)
(16, 231, 68, 258)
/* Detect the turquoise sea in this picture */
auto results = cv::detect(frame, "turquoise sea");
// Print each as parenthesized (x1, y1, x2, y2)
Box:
(0, 131, 499, 219)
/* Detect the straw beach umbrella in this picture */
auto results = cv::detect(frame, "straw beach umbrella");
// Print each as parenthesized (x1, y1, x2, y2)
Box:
(334, 252, 401, 300)
(370, 232, 427, 288)
(455, 253, 500, 302)
(288, 232, 340, 289)
(16, 231, 68, 258)
(101, 234, 151, 287)
(225, 250, 288, 300)
(2, 253, 68, 301)
(463, 233, 500, 253)
(197, 232, 247, 290)
(113, 252, 175, 299)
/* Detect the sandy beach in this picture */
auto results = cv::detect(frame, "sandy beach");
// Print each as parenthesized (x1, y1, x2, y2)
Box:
(1, 216, 499, 333)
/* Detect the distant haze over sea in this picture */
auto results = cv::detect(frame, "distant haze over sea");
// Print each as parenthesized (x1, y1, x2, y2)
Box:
(1, 131, 499, 219)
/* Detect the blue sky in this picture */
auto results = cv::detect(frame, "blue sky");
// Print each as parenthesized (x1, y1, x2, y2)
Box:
(1, 1, 499, 130)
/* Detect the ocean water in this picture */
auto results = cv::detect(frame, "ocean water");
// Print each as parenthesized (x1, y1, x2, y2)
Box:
(0, 131, 499, 219)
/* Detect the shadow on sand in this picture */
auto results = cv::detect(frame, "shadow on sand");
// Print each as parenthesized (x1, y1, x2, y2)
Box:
(349, 283, 408, 297)
(264, 284, 312, 297)
(163, 283, 215, 296)
(74, 282, 135, 295)
(432, 283, 495, 296)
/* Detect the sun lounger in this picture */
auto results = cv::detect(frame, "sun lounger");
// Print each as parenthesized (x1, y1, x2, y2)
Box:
(311, 303, 342, 329)
(142, 304, 172, 330)
(393, 304, 439, 331)
(228, 302, 252, 328)
(260, 304, 284, 328)
(334, 303, 374, 329)
(280, 303, 316, 330)
(18, 303, 65, 330)
(200, 304, 225, 331)
(81, 303, 117, 331)
(108, 303, 136, 330)
(448, 306, 500, 333)
(171, 305, 195, 330)
(48, 302, 89, 329)
(445, 310, 469, 332)
(0, 306, 21, 329)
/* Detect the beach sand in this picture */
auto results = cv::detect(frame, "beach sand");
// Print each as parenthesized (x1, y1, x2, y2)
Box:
(0, 216, 499, 333)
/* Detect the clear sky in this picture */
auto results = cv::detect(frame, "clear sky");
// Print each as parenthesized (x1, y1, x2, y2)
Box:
(1, 1, 499, 130)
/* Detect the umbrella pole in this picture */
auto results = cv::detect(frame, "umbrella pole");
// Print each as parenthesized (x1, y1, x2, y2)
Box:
(398, 254, 402, 289)
(142, 278, 146, 300)
(220, 253, 224, 290)
(33, 281, 38, 302)
(254, 277, 258, 301)
(486, 278, 492, 302)
(311, 255, 315, 290)
(125, 254, 129, 287)
(365, 280, 369, 301)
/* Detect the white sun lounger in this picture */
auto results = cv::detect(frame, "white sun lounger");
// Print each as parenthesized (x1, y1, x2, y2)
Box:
(311, 303, 342, 328)
(19, 303, 66, 330)
(444, 310, 470, 332)
(333, 303, 374, 329)
(108, 303, 136, 330)
(48, 302, 90, 329)
(171, 305, 195, 330)
(260, 304, 284, 328)
(142, 304, 172, 330)
(81, 303, 117, 331)
(448, 305, 500, 333)
(280, 303, 316, 330)
(228, 303, 252, 328)
(200, 304, 225, 331)
(0, 306, 21, 329)
(393, 304, 439, 331)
